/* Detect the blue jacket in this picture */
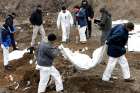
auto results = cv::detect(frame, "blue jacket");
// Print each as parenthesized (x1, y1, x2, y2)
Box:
(107, 24, 128, 57)
(77, 8, 87, 27)
(1, 24, 11, 48)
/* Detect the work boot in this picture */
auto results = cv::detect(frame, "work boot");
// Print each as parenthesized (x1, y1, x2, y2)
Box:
(4, 65, 12, 70)
(12, 43, 19, 51)
(124, 78, 135, 82)
(57, 90, 64, 93)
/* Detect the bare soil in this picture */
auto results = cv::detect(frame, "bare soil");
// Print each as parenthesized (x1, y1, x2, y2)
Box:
(0, 0, 140, 93)
(0, 13, 140, 93)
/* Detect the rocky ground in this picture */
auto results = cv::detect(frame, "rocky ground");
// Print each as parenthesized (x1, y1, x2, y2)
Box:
(0, 13, 140, 93)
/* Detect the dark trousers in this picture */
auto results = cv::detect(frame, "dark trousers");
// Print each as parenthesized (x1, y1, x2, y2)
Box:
(10, 33, 16, 49)
(85, 21, 92, 38)
(101, 31, 111, 45)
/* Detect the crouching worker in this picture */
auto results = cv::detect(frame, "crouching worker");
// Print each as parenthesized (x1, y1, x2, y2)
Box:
(36, 33, 64, 93)
(102, 22, 135, 82)
(0, 23, 12, 70)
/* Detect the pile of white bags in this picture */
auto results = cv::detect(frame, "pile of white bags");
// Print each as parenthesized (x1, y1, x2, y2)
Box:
(59, 44, 107, 70)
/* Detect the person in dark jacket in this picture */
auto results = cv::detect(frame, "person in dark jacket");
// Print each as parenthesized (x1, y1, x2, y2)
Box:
(1, 23, 12, 70)
(98, 7, 112, 45)
(102, 22, 135, 82)
(5, 12, 18, 50)
(30, 5, 46, 47)
(76, 6, 88, 43)
(36, 33, 63, 93)
(81, 0, 94, 39)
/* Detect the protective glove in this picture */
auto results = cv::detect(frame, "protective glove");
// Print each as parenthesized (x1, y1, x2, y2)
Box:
(27, 47, 35, 54)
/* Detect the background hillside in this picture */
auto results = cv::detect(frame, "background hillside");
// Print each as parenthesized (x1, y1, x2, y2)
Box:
(0, 0, 140, 21)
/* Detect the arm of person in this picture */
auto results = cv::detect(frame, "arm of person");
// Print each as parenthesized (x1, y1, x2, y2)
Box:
(99, 14, 107, 27)
(57, 12, 61, 30)
(29, 12, 36, 25)
(88, 5, 94, 18)
(69, 12, 74, 26)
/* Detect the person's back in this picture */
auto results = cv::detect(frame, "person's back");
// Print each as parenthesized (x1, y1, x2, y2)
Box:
(30, 6, 43, 26)
(107, 24, 128, 47)
(107, 23, 134, 57)
(37, 33, 64, 93)
(37, 41, 58, 67)
(102, 22, 135, 82)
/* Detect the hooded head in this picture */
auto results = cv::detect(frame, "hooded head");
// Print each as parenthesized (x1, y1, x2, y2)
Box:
(36, 4, 42, 13)
(81, 0, 88, 8)
(11, 12, 16, 19)
(125, 22, 134, 32)
(100, 7, 106, 13)
(100, 7, 111, 17)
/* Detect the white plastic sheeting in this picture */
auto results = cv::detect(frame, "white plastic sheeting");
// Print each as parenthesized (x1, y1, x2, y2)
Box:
(92, 44, 107, 65)
(128, 34, 140, 51)
(128, 24, 140, 52)
(112, 20, 129, 27)
(9, 49, 28, 61)
(59, 44, 107, 70)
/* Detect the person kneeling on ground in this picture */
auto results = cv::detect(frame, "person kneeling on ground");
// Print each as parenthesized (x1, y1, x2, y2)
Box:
(102, 22, 135, 82)
(36, 33, 64, 93)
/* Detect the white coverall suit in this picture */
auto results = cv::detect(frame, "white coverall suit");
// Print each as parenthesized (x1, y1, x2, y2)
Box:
(102, 55, 131, 81)
(57, 10, 73, 42)
(1, 45, 9, 66)
(36, 65, 63, 93)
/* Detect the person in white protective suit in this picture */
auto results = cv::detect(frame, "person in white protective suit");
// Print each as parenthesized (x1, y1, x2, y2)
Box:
(36, 33, 63, 93)
(57, 6, 73, 43)
(102, 22, 135, 82)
